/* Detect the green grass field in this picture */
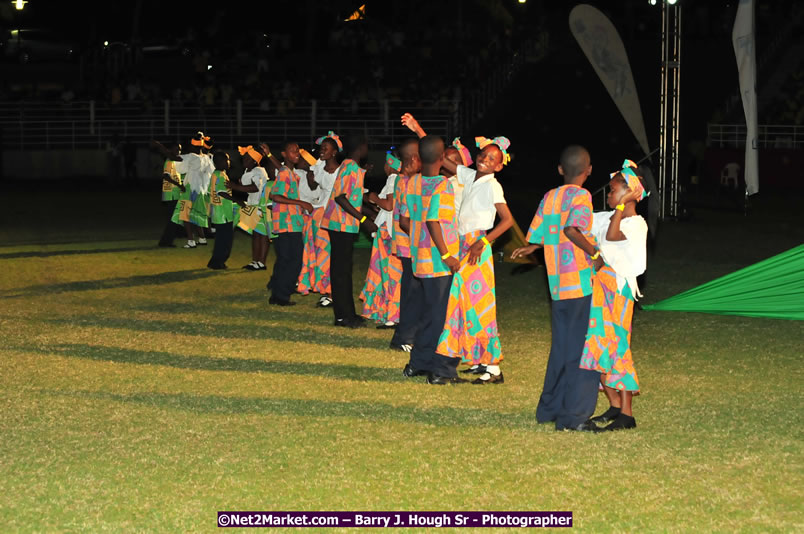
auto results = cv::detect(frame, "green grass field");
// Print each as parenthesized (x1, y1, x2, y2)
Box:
(1, 191, 802, 532)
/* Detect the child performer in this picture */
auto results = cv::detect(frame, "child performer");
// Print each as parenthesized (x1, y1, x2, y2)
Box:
(583, 160, 648, 431)
(389, 138, 423, 355)
(360, 150, 404, 328)
(320, 133, 375, 328)
(399, 136, 463, 385)
(511, 145, 604, 432)
(207, 151, 235, 270)
(296, 133, 341, 307)
(435, 136, 515, 384)
(228, 145, 269, 270)
(157, 142, 184, 247)
(171, 132, 215, 248)
(267, 142, 313, 306)
(297, 135, 340, 306)
(442, 137, 472, 209)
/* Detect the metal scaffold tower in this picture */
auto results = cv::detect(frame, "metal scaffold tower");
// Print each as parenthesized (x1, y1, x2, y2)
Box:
(658, 1, 681, 219)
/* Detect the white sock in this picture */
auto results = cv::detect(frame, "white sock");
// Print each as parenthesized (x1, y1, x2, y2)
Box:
(469, 364, 479, 370)
(187, 240, 196, 246)
(486, 365, 501, 376)
(257, 261, 265, 268)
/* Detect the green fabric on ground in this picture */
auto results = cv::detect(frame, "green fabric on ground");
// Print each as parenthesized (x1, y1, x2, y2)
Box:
(643, 245, 804, 320)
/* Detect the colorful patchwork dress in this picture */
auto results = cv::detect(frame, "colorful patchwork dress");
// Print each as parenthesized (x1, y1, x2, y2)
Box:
(360, 173, 403, 324)
(297, 161, 338, 296)
(436, 166, 506, 365)
(580, 211, 648, 392)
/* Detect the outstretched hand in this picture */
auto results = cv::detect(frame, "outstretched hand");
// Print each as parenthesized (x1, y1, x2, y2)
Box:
(511, 244, 541, 259)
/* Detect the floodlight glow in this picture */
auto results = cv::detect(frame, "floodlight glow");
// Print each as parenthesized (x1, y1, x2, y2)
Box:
(14, 0, 26, 11)
(103, 40, 109, 46)
(518, 0, 527, 4)
(667, 0, 677, 4)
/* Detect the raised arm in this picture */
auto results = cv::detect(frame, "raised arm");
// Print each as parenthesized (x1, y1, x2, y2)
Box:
(401, 113, 427, 139)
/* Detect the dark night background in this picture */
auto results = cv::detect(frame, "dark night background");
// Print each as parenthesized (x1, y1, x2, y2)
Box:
(0, 0, 802, 225)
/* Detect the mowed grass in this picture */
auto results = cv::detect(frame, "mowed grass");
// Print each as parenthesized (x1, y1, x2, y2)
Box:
(0, 190, 802, 532)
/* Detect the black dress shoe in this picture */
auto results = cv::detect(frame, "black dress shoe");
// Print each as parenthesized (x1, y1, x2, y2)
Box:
(375, 323, 397, 330)
(402, 364, 428, 377)
(472, 371, 504, 384)
(560, 419, 603, 433)
(590, 406, 621, 424)
(207, 263, 228, 270)
(603, 414, 637, 431)
(426, 375, 469, 385)
(268, 296, 295, 306)
(334, 318, 364, 328)
(460, 365, 487, 375)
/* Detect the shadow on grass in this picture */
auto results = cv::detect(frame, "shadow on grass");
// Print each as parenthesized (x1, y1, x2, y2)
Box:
(43, 308, 386, 348)
(41, 388, 539, 429)
(0, 246, 160, 260)
(0, 269, 219, 298)
(24, 343, 406, 383)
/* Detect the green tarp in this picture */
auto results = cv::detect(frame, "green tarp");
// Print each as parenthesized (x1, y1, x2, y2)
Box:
(643, 245, 804, 320)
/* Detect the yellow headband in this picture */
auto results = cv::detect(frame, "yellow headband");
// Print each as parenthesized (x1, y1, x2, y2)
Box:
(238, 145, 263, 164)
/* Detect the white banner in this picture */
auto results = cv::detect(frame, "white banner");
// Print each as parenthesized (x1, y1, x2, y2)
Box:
(569, 4, 650, 156)
(733, 0, 759, 195)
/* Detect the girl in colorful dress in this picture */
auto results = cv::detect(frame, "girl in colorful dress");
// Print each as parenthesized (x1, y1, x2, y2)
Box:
(228, 145, 270, 270)
(582, 160, 648, 431)
(360, 150, 404, 328)
(434, 136, 514, 384)
(296, 133, 341, 307)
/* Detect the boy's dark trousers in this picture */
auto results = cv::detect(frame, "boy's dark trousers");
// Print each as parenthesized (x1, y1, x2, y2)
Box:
(326, 229, 358, 321)
(207, 222, 234, 268)
(536, 294, 601, 430)
(158, 201, 179, 245)
(391, 257, 424, 346)
(269, 232, 303, 301)
(409, 274, 458, 378)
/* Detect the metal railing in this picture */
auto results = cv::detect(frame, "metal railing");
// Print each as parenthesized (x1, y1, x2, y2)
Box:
(0, 99, 457, 149)
(707, 123, 804, 149)
(2, 117, 452, 150)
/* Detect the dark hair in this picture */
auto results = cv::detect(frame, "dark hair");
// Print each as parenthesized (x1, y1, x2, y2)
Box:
(398, 137, 419, 157)
(419, 135, 445, 164)
(280, 140, 298, 153)
(212, 150, 228, 167)
(559, 145, 590, 178)
(342, 131, 368, 156)
(320, 137, 339, 153)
